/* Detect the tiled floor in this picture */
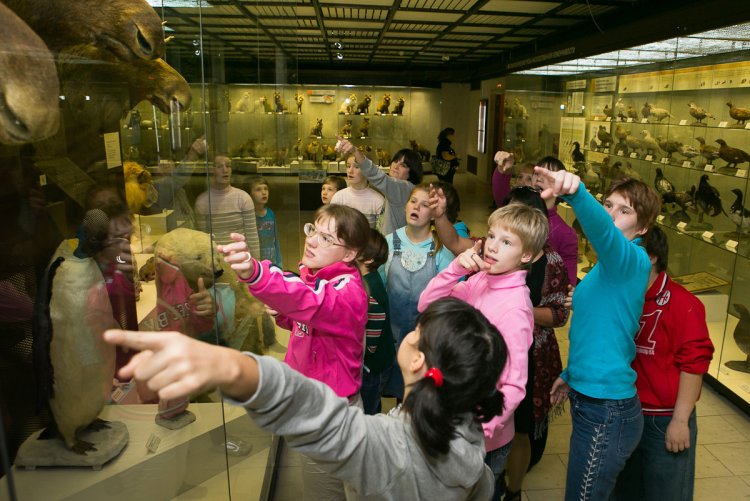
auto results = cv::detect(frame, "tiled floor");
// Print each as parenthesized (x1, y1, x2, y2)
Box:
(271, 171, 750, 501)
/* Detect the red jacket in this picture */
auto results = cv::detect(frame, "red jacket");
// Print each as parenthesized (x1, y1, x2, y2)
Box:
(633, 271, 714, 415)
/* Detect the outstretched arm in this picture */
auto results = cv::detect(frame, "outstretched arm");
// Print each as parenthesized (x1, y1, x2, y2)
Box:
(428, 184, 473, 255)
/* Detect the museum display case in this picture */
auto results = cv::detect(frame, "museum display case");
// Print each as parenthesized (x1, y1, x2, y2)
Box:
(501, 23, 750, 410)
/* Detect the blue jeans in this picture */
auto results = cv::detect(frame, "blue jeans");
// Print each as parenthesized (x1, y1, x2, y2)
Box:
(359, 365, 390, 415)
(484, 442, 512, 501)
(613, 411, 697, 501)
(565, 389, 643, 501)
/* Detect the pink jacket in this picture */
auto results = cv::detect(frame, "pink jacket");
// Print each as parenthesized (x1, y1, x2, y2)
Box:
(242, 259, 368, 399)
(418, 260, 533, 451)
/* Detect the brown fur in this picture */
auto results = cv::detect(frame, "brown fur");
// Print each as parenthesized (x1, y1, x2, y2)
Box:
(0, 2, 59, 144)
(410, 139, 431, 161)
(376, 93, 391, 114)
(357, 95, 371, 114)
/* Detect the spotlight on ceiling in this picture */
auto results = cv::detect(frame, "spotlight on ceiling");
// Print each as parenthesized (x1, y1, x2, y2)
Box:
(336, 52, 344, 60)
(333, 42, 343, 50)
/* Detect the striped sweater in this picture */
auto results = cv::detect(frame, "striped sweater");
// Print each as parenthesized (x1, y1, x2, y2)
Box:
(195, 186, 261, 257)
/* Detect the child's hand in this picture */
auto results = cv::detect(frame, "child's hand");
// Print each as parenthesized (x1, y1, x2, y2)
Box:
(534, 166, 580, 199)
(428, 183, 447, 220)
(336, 136, 365, 164)
(564, 284, 575, 310)
(456, 240, 488, 273)
(550, 376, 570, 405)
(216, 233, 256, 280)
(494, 151, 514, 173)
(190, 277, 215, 318)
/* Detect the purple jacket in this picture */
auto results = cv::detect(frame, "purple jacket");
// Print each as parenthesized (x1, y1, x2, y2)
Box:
(548, 205, 579, 286)
(241, 259, 368, 398)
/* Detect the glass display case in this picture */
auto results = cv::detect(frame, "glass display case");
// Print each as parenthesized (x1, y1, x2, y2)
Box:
(501, 23, 750, 411)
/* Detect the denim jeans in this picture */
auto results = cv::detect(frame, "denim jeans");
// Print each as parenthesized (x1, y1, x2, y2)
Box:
(565, 389, 643, 501)
(613, 411, 697, 501)
(484, 442, 512, 501)
(359, 365, 390, 415)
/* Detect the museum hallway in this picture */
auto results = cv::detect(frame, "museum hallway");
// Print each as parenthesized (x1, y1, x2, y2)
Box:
(268, 171, 750, 501)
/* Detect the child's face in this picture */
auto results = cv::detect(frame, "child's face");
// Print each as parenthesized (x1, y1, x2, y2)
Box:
(321, 182, 338, 204)
(515, 169, 534, 187)
(604, 191, 645, 241)
(346, 159, 366, 186)
(389, 157, 410, 181)
(302, 215, 355, 271)
(250, 183, 269, 206)
(212, 156, 232, 189)
(483, 222, 532, 275)
(406, 190, 432, 229)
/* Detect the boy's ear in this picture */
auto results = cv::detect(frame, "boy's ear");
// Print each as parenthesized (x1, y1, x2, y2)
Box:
(520, 250, 534, 264)
(341, 247, 358, 264)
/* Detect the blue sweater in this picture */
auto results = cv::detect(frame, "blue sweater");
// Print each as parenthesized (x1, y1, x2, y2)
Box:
(562, 184, 651, 399)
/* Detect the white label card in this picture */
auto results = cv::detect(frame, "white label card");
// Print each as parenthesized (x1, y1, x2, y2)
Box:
(146, 434, 161, 453)
(718, 121, 728, 128)
(737, 169, 747, 178)
(726, 240, 739, 252)
(629, 152, 638, 158)
(679, 119, 688, 126)
(704, 164, 715, 172)
(645, 155, 653, 161)
(595, 193, 604, 201)
(641, 118, 649, 124)
(656, 215, 665, 223)
(701, 231, 714, 242)
(677, 222, 688, 232)
(605, 117, 611, 122)
(617, 150, 624, 156)
(627, 118, 634, 123)
(745, 123, 750, 130)
(104, 132, 122, 169)
(661, 157, 670, 164)
(682, 161, 692, 168)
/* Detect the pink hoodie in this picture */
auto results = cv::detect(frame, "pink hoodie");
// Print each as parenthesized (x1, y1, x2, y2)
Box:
(418, 259, 533, 451)
(241, 259, 368, 399)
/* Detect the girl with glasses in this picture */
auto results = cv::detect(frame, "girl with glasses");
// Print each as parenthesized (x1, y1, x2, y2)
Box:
(216, 204, 371, 500)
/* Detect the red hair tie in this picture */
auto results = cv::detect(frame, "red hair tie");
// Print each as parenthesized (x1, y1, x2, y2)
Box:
(425, 367, 444, 388)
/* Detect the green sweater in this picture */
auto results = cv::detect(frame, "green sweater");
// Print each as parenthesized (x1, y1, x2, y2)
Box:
(363, 271, 395, 374)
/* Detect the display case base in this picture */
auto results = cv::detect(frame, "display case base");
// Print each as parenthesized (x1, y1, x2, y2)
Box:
(15, 421, 128, 470)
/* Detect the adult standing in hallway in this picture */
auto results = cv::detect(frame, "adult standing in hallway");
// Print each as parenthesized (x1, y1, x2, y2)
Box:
(435, 127, 460, 184)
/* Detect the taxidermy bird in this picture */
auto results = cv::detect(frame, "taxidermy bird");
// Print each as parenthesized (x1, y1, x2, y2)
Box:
(716, 139, 750, 168)
(642, 103, 673, 122)
(687, 102, 714, 124)
(602, 104, 613, 119)
(727, 102, 750, 126)
(657, 136, 683, 158)
(626, 105, 639, 121)
(622, 161, 642, 181)
(584, 163, 600, 192)
(33, 209, 118, 453)
(725, 304, 750, 372)
(640, 130, 661, 156)
(614, 124, 629, 146)
(695, 174, 724, 218)
(571, 142, 585, 163)
(662, 187, 696, 225)
(614, 98, 626, 121)
(678, 143, 700, 160)
(729, 189, 750, 232)
(695, 137, 720, 164)
(597, 125, 613, 147)
(625, 132, 642, 154)
(654, 167, 675, 195)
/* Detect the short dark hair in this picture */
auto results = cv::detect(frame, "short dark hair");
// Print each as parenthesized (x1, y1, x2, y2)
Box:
(643, 225, 668, 273)
(504, 186, 549, 218)
(403, 298, 507, 458)
(358, 228, 389, 272)
(248, 175, 269, 190)
(392, 148, 423, 185)
(536, 156, 565, 172)
(323, 175, 347, 191)
(437, 128, 455, 143)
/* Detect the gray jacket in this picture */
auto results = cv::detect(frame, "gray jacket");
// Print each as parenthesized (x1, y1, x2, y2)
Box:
(232, 355, 493, 500)
(358, 156, 414, 235)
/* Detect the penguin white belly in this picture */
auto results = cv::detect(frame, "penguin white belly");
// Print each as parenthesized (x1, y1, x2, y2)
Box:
(48, 244, 117, 449)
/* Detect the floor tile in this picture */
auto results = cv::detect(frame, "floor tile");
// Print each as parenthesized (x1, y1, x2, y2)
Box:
(705, 442, 750, 475)
(695, 445, 733, 479)
(696, 414, 743, 444)
(720, 412, 750, 440)
(694, 476, 750, 500)
(696, 386, 739, 416)
(525, 488, 565, 501)
(523, 454, 567, 490)
(544, 424, 572, 455)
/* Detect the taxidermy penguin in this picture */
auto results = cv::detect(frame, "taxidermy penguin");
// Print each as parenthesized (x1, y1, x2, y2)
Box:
(33, 208, 118, 453)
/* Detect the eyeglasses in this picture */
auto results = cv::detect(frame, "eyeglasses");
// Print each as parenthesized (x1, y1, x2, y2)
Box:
(303, 223, 345, 248)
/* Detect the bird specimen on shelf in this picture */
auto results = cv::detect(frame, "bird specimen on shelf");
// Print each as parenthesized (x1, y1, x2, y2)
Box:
(602, 104, 613, 119)
(642, 102, 673, 122)
(729, 189, 750, 233)
(640, 130, 660, 157)
(626, 105, 639, 121)
(677, 143, 701, 161)
(724, 304, 750, 373)
(597, 125, 613, 149)
(622, 161, 642, 181)
(695, 136, 719, 164)
(614, 98, 626, 120)
(687, 102, 715, 124)
(716, 139, 750, 168)
(614, 124, 629, 150)
(656, 136, 683, 158)
(571, 141, 585, 163)
(662, 187, 696, 223)
(695, 174, 724, 218)
(726, 101, 750, 126)
(654, 167, 675, 195)
(584, 163, 601, 192)
(625, 132, 642, 155)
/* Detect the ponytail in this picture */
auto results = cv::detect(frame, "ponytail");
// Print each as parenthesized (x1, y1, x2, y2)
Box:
(402, 298, 507, 458)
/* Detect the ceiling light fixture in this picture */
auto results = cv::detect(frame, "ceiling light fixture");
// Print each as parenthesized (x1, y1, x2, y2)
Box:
(336, 52, 344, 60)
